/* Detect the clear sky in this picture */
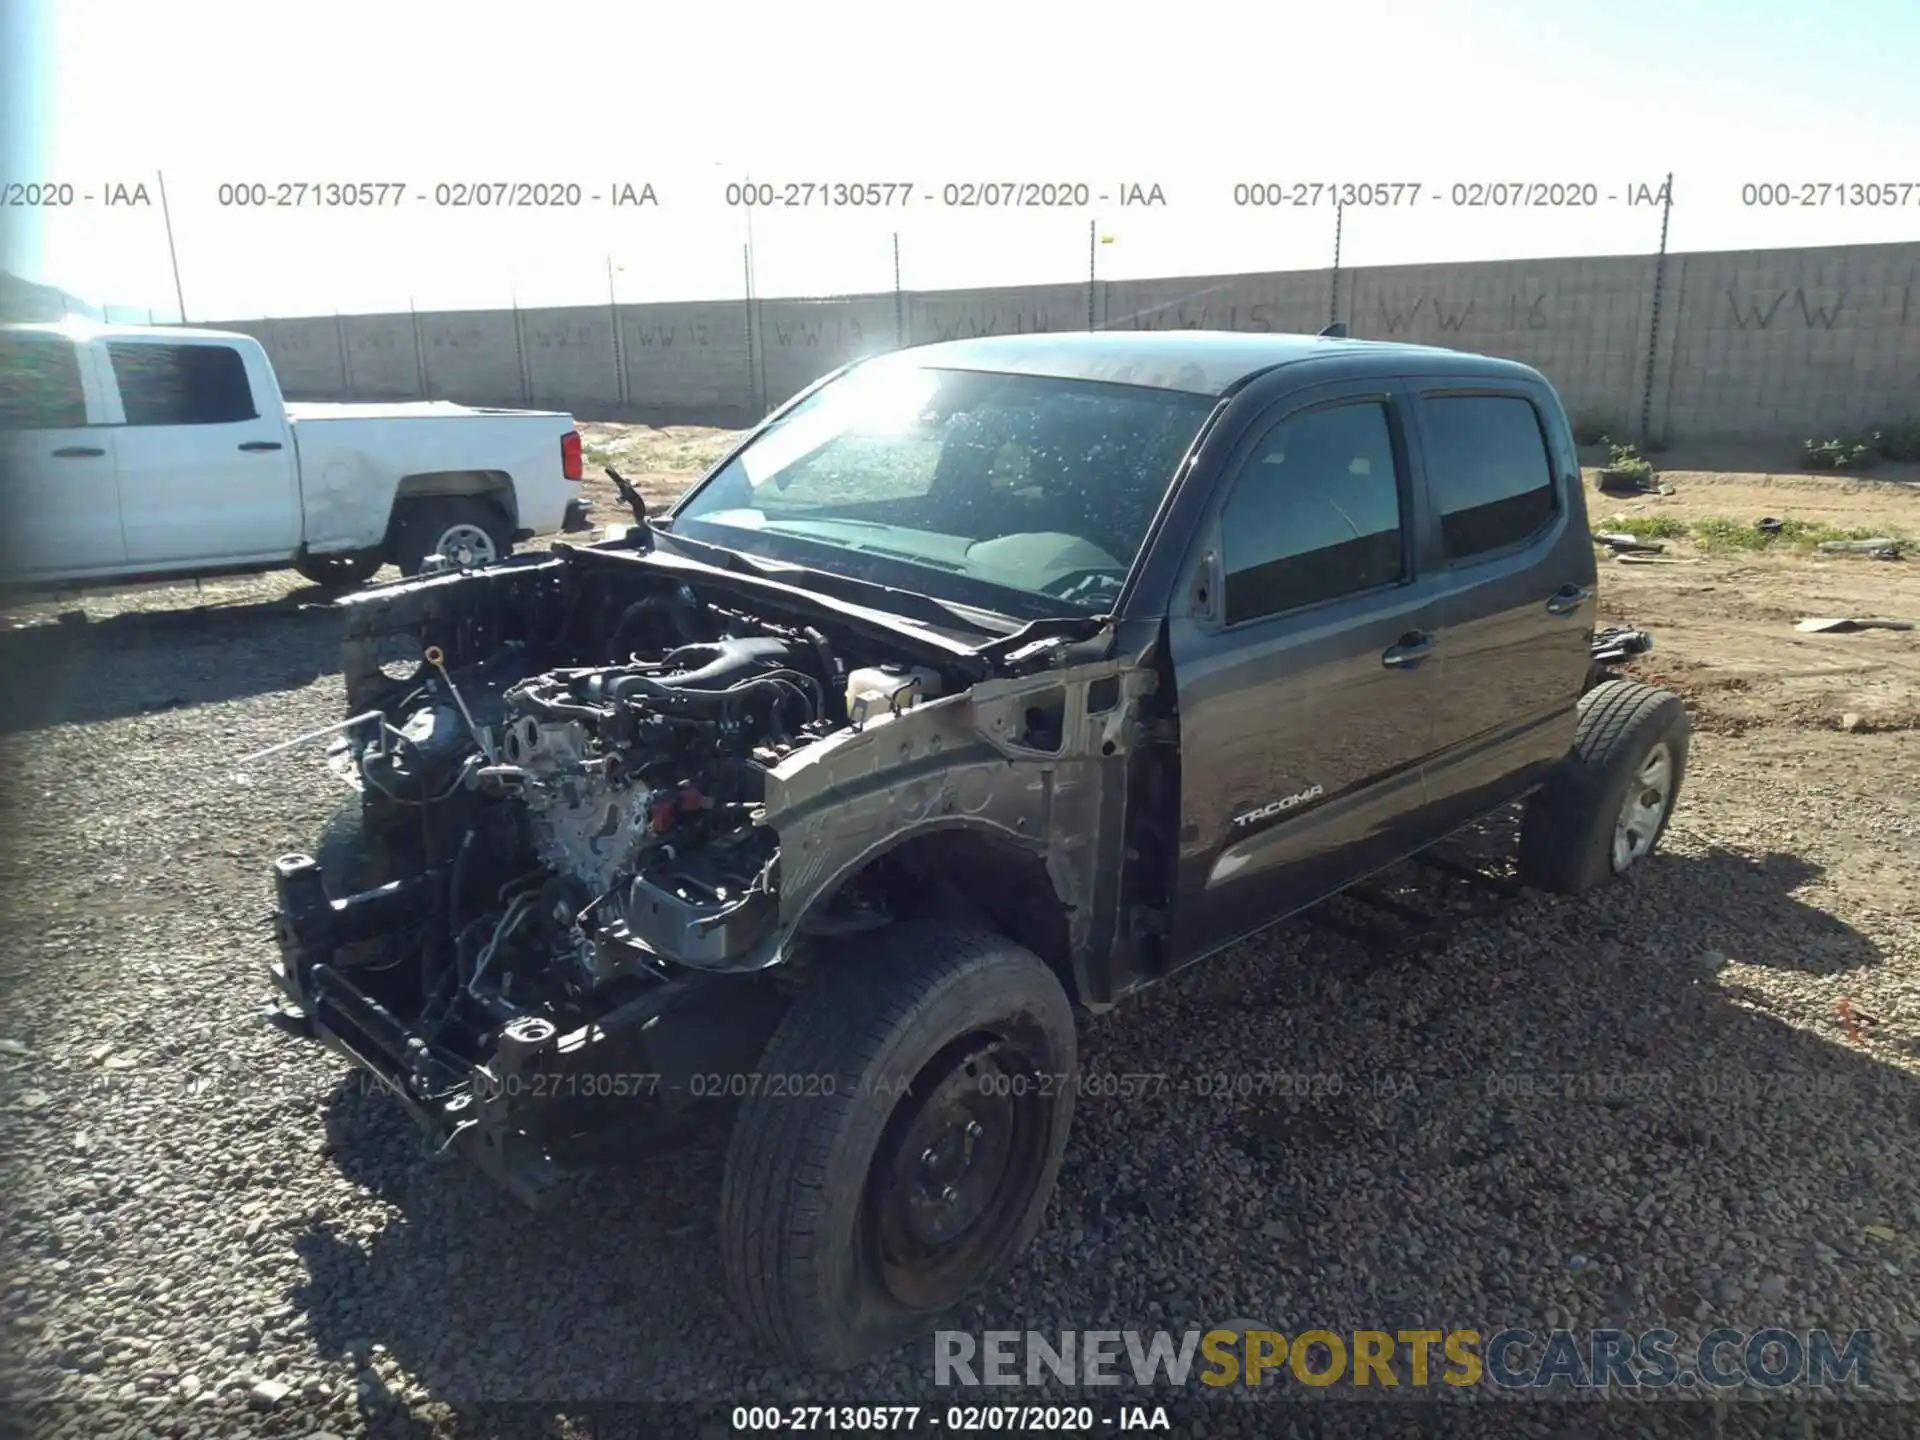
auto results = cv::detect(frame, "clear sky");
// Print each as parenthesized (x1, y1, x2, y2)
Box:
(5, 0, 1917, 321)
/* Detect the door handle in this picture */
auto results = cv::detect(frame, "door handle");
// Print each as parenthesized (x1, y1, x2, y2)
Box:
(238, 441, 284, 452)
(51, 445, 107, 458)
(1545, 584, 1591, 616)
(1381, 631, 1438, 668)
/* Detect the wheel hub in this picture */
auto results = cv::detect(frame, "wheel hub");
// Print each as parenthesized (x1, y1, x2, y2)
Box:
(437, 523, 497, 567)
(1612, 741, 1673, 872)
(868, 1037, 1048, 1310)
(891, 1059, 1012, 1247)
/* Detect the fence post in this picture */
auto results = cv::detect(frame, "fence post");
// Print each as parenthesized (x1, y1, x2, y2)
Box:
(743, 243, 759, 419)
(1329, 202, 1346, 329)
(1638, 171, 1674, 446)
(410, 297, 429, 399)
(893, 232, 905, 348)
(335, 311, 353, 398)
(753, 251, 768, 417)
(1087, 220, 1097, 331)
(157, 169, 188, 324)
(608, 256, 629, 409)
(511, 295, 532, 404)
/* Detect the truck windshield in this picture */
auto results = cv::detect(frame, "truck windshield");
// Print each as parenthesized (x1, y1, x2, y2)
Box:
(670, 359, 1215, 616)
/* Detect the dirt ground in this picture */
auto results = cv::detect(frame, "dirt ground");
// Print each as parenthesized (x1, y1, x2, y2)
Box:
(1591, 463, 1920, 734)
(576, 421, 743, 513)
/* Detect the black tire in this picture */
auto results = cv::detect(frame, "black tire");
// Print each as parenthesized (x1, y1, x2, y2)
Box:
(1518, 679, 1690, 894)
(313, 796, 398, 898)
(312, 797, 410, 967)
(719, 921, 1077, 1372)
(391, 496, 513, 577)
(295, 551, 383, 590)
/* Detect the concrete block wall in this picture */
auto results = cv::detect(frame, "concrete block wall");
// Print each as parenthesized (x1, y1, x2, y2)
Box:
(1658, 244, 1920, 440)
(523, 306, 620, 412)
(1339, 253, 1655, 431)
(1103, 269, 1331, 337)
(908, 282, 1090, 346)
(621, 300, 754, 425)
(206, 240, 1920, 441)
(416, 311, 527, 409)
(259, 316, 344, 397)
(756, 294, 899, 407)
(341, 312, 420, 399)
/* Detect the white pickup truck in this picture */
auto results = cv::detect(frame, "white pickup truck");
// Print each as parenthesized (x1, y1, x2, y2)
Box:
(0, 320, 593, 590)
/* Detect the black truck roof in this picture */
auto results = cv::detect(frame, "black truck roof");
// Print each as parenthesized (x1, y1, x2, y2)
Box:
(899, 329, 1544, 397)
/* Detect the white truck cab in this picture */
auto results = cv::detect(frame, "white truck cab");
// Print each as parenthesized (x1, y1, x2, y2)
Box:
(0, 320, 591, 589)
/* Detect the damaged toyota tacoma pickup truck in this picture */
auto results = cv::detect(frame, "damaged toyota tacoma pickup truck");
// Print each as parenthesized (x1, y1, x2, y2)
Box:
(263, 330, 1688, 1371)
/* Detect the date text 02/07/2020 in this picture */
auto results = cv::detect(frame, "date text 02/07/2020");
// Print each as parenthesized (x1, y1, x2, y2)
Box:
(211, 181, 659, 207)
(1228, 179, 1674, 207)
(727, 1404, 1167, 1432)
(720, 180, 1167, 208)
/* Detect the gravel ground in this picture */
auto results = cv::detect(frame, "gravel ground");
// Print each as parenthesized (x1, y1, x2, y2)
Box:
(2, 482, 1918, 1438)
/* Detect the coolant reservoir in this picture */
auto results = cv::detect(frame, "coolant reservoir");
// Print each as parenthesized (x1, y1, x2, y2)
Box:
(845, 664, 942, 724)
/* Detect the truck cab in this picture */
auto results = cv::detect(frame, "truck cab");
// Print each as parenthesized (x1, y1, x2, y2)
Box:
(0, 321, 302, 581)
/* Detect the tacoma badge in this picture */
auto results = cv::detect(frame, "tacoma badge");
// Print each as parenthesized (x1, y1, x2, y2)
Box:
(1232, 783, 1325, 828)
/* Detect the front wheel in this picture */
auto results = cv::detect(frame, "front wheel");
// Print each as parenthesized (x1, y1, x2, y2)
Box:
(1518, 679, 1690, 894)
(719, 922, 1077, 1372)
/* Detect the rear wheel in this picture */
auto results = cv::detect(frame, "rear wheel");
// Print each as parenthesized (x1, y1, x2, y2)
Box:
(1519, 679, 1690, 894)
(392, 496, 513, 577)
(719, 921, 1076, 1371)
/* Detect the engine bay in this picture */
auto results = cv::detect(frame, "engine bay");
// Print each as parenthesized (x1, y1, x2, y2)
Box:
(319, 554, 985, 1072)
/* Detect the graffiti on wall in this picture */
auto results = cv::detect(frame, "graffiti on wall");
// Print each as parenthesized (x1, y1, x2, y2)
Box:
(1370, 292, 1560, 335)
(1112, 303, 1298, 333)
(920, 309, 1075, 341)
(1722, 289, 1849, 330)
(764, 315, 870, 348)
(527, 321, 611, 350)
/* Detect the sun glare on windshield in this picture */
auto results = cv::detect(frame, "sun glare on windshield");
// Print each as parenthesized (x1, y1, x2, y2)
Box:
(741, 362, 941, 487)
(676, 365, 1216, 617)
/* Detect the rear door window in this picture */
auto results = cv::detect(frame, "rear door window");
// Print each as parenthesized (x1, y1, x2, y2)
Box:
(106, 343, 259, 425)
(0, 334, 89, 429)
(1419, 394, 1558, 561)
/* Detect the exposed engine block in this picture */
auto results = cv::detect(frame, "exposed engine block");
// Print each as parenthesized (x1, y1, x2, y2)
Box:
(495, 713, 640, 893)
(464, 632, 830, 979)
(339, 592, 907, 1008)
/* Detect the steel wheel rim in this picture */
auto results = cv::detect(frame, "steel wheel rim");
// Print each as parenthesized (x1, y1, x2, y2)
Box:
(1612, 741, 1672, 872)
(435, 523, 497, 567)
(867, 1033, 1052, 1312)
